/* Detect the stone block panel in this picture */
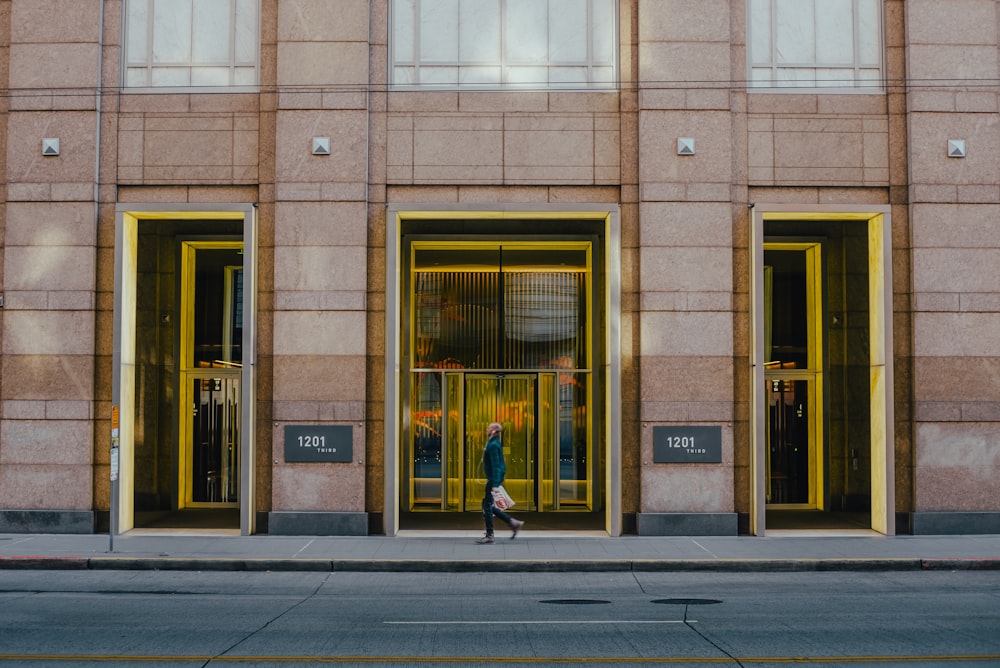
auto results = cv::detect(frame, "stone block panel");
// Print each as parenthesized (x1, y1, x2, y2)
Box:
(275, 202, 368, 246)
(0, 420, 92, 466)
(641, 312, 734, 356)
(640, 464, 734, 513)
(640, 246, 732, 293)
(5, 202, 96, 247)
(9, 44, 99, 89)
(0, 465, 93, 509)
(273, 312, 367, 356)
(749, 115, 889, 186)
(905, 0, 998, 47)
(907, 45, 998, 83)
(911, 203, 1000, 247)
(639, 0, 730, 42)
(640, 42, 731, 87)
(4, 246, 96, 293)
(2, 312, 94, 356)
(909, 113, 1000, 186)
(271, 461, 365, 511)
(277, 42, 369, 87)
(914, 313, 1000, 357)
(7, 112, 97, 183)
(274, 246, 367, 293)
(638, 110, 733, 185)
(1, 355, 95, 401)
(271, 355, 366, 402)
(914, 357, 1000, 403)
(278, 0, 369, 41)
(389, 112, 620, 185)
(117, 113, 260, 184)
(640, 356, 734, 404)
(913, 248, 1000, 292)
(275, 111, 367, 183)
(10, 0, 102, 42)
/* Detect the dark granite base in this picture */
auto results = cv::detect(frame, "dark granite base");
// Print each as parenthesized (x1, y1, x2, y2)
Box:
(636, 512, 738, 536)
(267, 511, 368, 536)
(0, 510, 94, 534)
(911, 512, 1000, 535)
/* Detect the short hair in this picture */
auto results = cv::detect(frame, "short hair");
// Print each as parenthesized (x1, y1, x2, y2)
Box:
(487, 422, 502, 432)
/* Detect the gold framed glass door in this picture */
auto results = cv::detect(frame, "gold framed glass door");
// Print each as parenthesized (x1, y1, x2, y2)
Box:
(763, 243, 824, 510)
(179, 241, 243, 508)
(464, 375, 536, 511)
(402, 239, 597, 519)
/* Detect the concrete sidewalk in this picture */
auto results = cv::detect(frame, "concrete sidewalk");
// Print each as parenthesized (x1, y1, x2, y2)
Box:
(2, 530, 999, 572)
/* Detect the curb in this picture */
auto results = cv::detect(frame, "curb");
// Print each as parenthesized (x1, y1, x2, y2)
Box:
(5, 556, 997, 572)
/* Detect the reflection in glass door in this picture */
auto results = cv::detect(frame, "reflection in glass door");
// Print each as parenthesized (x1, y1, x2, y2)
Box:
(179, 241, 243, 508)
(187, 373, 240, 503)
(464, 375, 536, 511)
(403, 240, 596, 519)
(763, 243, 824, 509)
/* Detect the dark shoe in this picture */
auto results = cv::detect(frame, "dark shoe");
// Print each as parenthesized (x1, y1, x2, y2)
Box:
(476, 534, 495, 544)
(510, 519, 524, 539)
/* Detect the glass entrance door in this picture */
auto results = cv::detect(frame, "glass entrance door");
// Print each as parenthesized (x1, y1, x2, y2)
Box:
(402, 239, 597, 521)
(464, 375, 537, 511)
(179, 241, 243, 508)
(763, 243, 824, 509)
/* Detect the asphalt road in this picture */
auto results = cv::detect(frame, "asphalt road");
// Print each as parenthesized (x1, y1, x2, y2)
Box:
(0, 569, 998, 666)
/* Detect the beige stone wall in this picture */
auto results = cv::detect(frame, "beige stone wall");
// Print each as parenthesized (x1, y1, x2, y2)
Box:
(906, 0, 1000, 512)
(5, 0, 1000, 529)
(0, 0, 101, 511)
(636, 0, 735, 514)
(268, 0, 369, 513)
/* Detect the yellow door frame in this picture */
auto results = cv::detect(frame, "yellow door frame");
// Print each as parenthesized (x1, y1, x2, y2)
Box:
(385, 205, 622, 536)
(112, 204, 257, 536)
(764, 242, 824, 510)
(178, 241, 244, 509)
(750, 205, 894, 536)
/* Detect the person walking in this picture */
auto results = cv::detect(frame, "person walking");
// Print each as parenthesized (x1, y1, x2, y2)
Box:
(477, 422, 524, 544)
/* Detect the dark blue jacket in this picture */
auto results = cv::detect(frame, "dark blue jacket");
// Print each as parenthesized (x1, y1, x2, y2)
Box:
(483, 434, 506, 486)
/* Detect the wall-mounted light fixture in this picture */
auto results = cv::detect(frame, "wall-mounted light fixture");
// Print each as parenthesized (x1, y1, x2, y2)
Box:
(42, 138, 60, 156)
(312, 137, 331, 156)
(947, 139, 966, 158)
(677, 137, 695, 156)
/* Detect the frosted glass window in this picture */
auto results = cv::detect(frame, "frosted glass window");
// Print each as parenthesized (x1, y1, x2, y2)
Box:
(391, 0, 618, 89)
(124, 0, 259, 88)
(421, 0, 460, 61)
(748, 0, 883, 90)
(461, 1, 501, 62)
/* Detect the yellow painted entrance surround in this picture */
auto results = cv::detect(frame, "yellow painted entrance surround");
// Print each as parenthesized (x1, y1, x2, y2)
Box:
(385, 206, 622, 536)
(112, 205, 258, 536)
(750, 205, 894, 536)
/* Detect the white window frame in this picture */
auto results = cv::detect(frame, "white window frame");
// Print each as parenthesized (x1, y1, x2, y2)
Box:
(747, 0, 884, 92)
(122, 0, 260, 91)
(390, 0, 619, 91)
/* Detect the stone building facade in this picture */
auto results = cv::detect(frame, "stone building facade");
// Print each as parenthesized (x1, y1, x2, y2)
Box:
(1, 0, 998, 537)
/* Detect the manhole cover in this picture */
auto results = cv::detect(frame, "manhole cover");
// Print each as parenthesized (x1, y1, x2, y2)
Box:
(540, 599, 611, 605)
(651, 598, 722, 606)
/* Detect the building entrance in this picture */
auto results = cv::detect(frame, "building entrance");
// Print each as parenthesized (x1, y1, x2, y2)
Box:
(112, 205, 257, 536)
(750, 206, 894, 536)
(401, 239, 599, 528)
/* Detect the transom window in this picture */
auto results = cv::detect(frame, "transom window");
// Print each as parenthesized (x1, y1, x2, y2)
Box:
(748, 0, 883, 90)
(123, 0, 259, 88)
(391, 0, 618, 90)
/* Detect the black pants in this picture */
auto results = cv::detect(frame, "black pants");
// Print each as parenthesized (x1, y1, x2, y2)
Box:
(482, 483, 514, 535)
